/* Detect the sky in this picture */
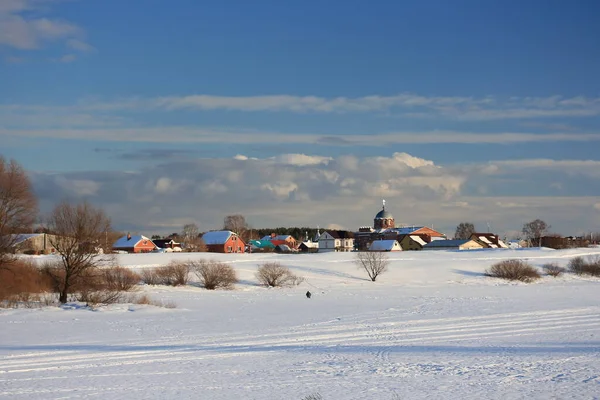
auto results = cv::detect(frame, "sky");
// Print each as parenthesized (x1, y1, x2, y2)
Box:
(1, 0, 600, 237)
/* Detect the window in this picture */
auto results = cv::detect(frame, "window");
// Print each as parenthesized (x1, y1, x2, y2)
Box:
(227, 246, 232, 252)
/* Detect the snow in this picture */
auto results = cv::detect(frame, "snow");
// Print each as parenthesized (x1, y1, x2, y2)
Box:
(369, 240, 401, 251)
(113, 234, 152, 248)
(409, 235, 427, 246)
(201, 230, 234, 245)
(2, 248, 600, 399)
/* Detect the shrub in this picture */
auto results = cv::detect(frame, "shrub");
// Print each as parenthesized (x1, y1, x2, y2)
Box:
(145, 261, 191, 286)
(256, 262, 303, 287)
(569, 255, 600, 276)
(568, 256, 586, 274)
(542, 263, 565, 277)
(77, 266, 141, 305)
(101, 267, 141, 292)
(140, 268, 161, 285)
(0, 260, 53, 306)
(485, 259, 541, 282)
(301, 394, 323, 400)
(192, 260, 238, 290)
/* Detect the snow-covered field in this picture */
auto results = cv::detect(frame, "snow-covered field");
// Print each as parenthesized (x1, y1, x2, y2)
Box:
(1, 248, 600, 399)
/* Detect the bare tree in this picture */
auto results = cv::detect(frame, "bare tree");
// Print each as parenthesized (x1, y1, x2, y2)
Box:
(522, 219, 549, 247)
(454, 222, 476, 240)
(181, 223, 205, 251)
(0, 156, 38, 267)
(223, 214, 249, 240)
(355, 251, 389, 282)
(45, 201, 112, 303)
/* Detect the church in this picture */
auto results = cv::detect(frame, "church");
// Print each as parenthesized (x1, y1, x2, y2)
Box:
(354, 200, 447, 251)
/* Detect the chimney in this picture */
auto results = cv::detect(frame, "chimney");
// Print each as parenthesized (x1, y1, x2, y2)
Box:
(127, 233, 131, 241)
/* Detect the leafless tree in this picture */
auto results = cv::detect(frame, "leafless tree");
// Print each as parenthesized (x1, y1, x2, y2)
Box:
(0, 156, 38, 267)
(45, 201, 113, 303)
(355, 251, 389, 282)
(181, 223, 205, 251)
(454, 222, 475, 240)
(223, 214, 249, 240)
(522, 219, 549, 247)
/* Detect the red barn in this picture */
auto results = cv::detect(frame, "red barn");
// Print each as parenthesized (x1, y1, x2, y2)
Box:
(113, 234, 157, 253)
(201, 231, 245, 253)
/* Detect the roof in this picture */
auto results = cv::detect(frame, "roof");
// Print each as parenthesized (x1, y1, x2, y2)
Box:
(423, 239, 470, 248)
(409, 235, 428, 246)
(375, 209, 394, 219)
(248, 239, 275, 249)
(113, 235, 154, 248)
(153, 239, 181, 248)
(275, 244, 293, 252)
(369, 240, 401, 251)
(300, 241, 319, 249)
(394, 226, 425, 235)
(325, 230, 354, 239)
(202, 231, 235, 245)
(261, 234, 295, 241)
(11, 233, 42, 245)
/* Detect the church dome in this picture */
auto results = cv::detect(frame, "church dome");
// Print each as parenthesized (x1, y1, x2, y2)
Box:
(375, 209, 394, 219)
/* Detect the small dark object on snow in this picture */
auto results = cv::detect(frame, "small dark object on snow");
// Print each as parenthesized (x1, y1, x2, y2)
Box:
(306, 291, 312, 299)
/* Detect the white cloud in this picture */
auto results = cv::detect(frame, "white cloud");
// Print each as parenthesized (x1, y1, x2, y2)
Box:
(3, 125, 599, 146)
(81, 93, 600, 120)
(271, 154, 332, 166)
(0, 1, 93, 56)
(28, 153, 600, 236)
(58, 53, 76, 63)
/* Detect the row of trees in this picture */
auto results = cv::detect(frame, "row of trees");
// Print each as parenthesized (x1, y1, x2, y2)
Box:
(1, 156, 112, 303)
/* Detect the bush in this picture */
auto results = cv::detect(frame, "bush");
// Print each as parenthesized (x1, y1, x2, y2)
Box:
(0, 260, 53, 303)
(542, 263, 565, 277)
(569, 255, 600, 276)
(301, 394, 323, 400)
(192, 260, 238, 290)
(568, 256, 586, 274)
(485, 259, 541, 282)
(140, 268, 161, 285)
(101, 267, 141, 292)
(256, 262, 303, 287)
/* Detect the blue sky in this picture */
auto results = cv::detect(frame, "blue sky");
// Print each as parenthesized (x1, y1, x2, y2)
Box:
(1, 0, 600, 236)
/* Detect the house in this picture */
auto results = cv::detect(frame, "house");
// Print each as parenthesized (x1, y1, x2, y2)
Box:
(261, 234, 298, 249)
(399, 234, 430, 251)
(298, 241, 319, 253)
(247, 239, 275, 252)
(318, 230, 355, 252)
(153, 239, 182, 252)
(469, 233, 508, 249)
(11, 233, 58, 254)
(274, 244, 294, 253)
(202, 230, 245, 253)
(113, 234, 157, 253)
(369, 239, 402, 252)
(422, 239, 483, 251)
(540, 236, 589, 249)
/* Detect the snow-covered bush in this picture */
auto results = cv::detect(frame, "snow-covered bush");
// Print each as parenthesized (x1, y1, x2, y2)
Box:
(569, 255, 600, 276)
(192, 259, 238, 290)
(486, 260, 541, 282)
(256, 262, 303, 287)
(156, 261, 190, 286)
(542, 263, 565, 277)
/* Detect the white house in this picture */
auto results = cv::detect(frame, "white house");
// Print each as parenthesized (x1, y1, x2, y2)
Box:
(369, 240, 402, 252)
(318, 230, 355, 252)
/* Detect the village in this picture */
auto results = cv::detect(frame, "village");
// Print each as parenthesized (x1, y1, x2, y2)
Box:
(11, 200, 592, 256)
